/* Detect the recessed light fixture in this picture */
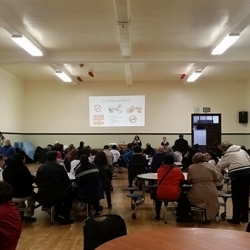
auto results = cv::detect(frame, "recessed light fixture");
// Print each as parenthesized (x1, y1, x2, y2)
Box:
(55, 70, 72, 82)
(211, 33, 240, 55)
(11, 34, 43, 56)
(187, 70, 203, 82)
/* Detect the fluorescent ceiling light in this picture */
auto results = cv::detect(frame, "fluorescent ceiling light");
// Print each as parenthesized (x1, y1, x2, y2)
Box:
(211, 33, 240, 55)
(55, 70, 72, 82)
(187, 70, 203, 82)
(11, 34, 43, 56)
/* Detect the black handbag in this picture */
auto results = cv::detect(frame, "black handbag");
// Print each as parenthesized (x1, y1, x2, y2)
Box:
(150, 167, 172, 200)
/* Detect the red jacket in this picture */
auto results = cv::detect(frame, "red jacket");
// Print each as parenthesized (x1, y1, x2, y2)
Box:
(0, 201, 22, 250)
(156, 164, 184, 201)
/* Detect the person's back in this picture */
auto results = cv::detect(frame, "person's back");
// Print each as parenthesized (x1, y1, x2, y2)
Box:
(103, 145, 113, 166)
(187, 154, 222, 220)
(36, 156, 70, 203)
(110, 146, 120, 164)
(174, 135, 188, 156)
(157, 165, 184, 201)
(3, 156, 35, 198)
(129, 153, 147, 173)
(0, 181, 22, 250)
(143, 144, 155, 156)
(122, 144, 133, 167)
(151, 147, 165, 173)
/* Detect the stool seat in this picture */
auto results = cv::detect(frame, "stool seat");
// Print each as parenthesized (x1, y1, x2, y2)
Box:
(218, 193, 232, 198)
(124, 187, 139, 192)
(127, 193, 143, 199)
(146, 185, 157, 189)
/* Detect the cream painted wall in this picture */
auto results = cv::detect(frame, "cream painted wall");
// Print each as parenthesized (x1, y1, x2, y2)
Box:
(0, 68, 24, 139)
(23, 80, 247, 147)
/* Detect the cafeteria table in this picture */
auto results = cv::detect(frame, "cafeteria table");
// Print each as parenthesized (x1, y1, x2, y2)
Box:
(96, 228, 250, 250)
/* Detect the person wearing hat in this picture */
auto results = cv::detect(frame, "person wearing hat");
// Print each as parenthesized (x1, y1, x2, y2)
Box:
(217, 141, 250, 224)
(174, 134, 189, 156)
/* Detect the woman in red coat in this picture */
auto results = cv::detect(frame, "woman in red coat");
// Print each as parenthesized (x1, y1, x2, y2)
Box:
(155, 155, 185, 220)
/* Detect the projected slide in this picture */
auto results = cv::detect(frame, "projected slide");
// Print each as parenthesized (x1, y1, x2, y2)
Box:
(89, 95, 145, 127)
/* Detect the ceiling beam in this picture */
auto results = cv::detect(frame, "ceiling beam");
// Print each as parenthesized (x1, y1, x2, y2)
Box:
(124, 63, 132, 85)
(114, 0, 131, 58)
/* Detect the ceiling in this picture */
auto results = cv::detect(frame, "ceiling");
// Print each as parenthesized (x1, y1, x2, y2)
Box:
(1, 0, 250, 84)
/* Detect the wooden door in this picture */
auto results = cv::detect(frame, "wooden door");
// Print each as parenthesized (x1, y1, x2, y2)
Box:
(206, 125, 221, 149)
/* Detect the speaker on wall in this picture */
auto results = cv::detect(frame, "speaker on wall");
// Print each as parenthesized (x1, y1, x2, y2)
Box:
(239, 111, 248, 123)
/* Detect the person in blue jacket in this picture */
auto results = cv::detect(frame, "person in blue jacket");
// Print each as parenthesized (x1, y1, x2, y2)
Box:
(0, 139, 16, 162)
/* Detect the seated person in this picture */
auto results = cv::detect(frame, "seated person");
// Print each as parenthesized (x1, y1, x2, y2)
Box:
(0, 181, 22, 250)
(187, 153, 222, 222)
(181, 147, 196, 171)
(151, 146, 165, 173)
(75, 155, 104, 215)
(143, 143, 156, 156)
(205, 150, 223, 191)
(64, 145, 77, 172)
(154, 155, 184, 220)
(3, 154, 37, 222)
(128, 146, 147, 187)
(122, 143, 133, 168)
(89, 149, 98, 164)
(0, 139, 16, 162)
(36, 151, 74, 225)
(172, 146, 183, 162)
(164, 146, 177, 162)
(0, 154, 5, 181)
(93, 152, 113, 208)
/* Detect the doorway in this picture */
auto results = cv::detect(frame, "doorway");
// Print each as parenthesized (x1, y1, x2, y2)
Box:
(191, 114, 221, 152)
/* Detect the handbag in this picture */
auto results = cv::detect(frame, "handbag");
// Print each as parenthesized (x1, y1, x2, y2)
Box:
(150, 167, 172, 200)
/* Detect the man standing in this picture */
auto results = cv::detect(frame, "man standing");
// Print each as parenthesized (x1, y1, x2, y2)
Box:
(103, 145, 113, 167)
(0, 139, 16, 162)
(174, 134, 189, 156)
(36, 151, 74, 225)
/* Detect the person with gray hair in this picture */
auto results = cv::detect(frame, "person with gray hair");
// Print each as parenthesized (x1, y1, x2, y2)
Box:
(0, 139, 16, 162)
(217, 141, 250, 224)
(164, 146, 177, 162)
(186, 152, 223, 222)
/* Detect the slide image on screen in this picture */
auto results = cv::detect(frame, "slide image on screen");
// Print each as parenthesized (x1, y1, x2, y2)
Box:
(89, 95, 145, 127)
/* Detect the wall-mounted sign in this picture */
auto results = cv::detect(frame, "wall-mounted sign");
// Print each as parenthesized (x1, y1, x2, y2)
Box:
(203, 107, 211, 113)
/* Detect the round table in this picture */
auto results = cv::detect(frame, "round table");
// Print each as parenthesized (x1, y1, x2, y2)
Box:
(137, 172, 187, 180)
(96, 228, 250, 250)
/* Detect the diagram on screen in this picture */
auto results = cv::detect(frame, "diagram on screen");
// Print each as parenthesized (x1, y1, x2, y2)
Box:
(108, 104, 122, 113)
(126, 106, 142, 113)
(94, 104, 102, 112)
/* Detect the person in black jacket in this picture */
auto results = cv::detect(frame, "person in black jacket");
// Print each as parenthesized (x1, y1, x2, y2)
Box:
(3, 154, 36, 222)
(143, 143, 156, 156)
(36, 151, 74, 225)
(151, 146, 165, 173)
(75, 155, 104, 215)
(93, 151, 113, 208)
(174, 134, 189, 156)
(128, 146, 147, 187)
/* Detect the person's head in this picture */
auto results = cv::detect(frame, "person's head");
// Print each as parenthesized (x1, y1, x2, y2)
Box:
(54, 141, 59, 146)
(79, 141, 84, 148)
(90, 149, 98, 156)
(3, 139, 10, 146)
(59, 144, 64, 151)
(218, 141, 232, 152)
(0, 154, 5, 168)
(134, 135, 140, 141)
(13, 153, 25, 163)
(0, 181, 13, 205)
(163, 136, 167, 141)
(241, 145, 247, 152)
(133, 145, 142, 153)
(94, 151, 108, 166)
(80, 154, 89, 166)
(146, 143, 151, 148)
(46, 151, 57, 162)
(172, 145, 178, 152)
(192, 152, 206, 164)
(112, 145, 117, 150)
(103, 145, 109, 150)
(193, 144, 200, 149)
(127, 143, 133, 149)
(164, 154, 175, 165)
(179, 134, 184, 138)
(157, 146, 164, 153)
(164, 146, 172, 154)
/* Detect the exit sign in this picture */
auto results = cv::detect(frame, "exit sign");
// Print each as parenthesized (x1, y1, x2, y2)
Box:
(203, 107, 211, 113)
